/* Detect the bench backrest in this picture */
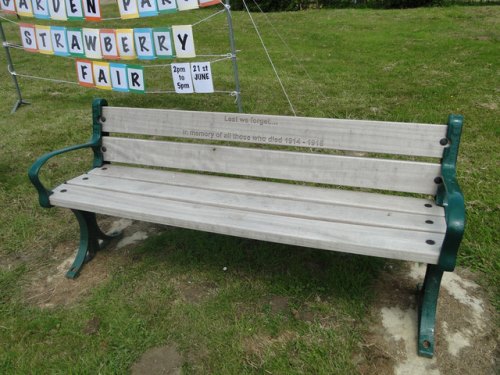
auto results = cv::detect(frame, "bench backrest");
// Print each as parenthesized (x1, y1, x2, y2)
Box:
(99, 106, 449, 195)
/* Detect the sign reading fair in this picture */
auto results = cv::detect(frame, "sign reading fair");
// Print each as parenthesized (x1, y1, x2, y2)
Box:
(76, 59, 145, 93)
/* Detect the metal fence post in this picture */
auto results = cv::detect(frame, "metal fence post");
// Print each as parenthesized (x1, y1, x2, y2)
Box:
(0, 21, 30, 113)
(224, 0, 243, 113)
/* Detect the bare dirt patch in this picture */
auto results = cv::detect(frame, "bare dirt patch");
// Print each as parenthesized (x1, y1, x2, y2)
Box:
(357, 262, 498, 375)
(171, 276, 218, 304)
(131, 344, 182, 375)
(267, 295, 290, 314)
(22, 218, 164, 308)
(243, 330, 298, 368)
(83, 316, 101, 335)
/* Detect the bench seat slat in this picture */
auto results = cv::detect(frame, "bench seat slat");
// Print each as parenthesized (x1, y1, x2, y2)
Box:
(50, 183, 444, 264)
(102, 137, 442, 195)
(102, 107, 447, 157)
(67, 173, 446, 234)
(90, 165, 444, 216)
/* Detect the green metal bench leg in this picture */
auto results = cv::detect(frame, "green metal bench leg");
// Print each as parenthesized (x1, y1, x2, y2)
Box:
(417, 264, 444, 358)
(66, 210, 123, 279)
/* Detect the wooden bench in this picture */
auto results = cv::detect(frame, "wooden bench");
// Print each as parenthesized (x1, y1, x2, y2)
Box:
(29, 98, 465, 358)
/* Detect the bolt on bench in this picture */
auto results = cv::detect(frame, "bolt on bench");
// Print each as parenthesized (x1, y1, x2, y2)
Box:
(29, 98, 465, 357)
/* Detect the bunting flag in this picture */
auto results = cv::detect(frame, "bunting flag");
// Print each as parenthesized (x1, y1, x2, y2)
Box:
(176, 0, 198, 11)
(134, 28, 155, 60)
(157, 0, 176, 14)
(137, 0, 158, 17)
(67, 27, 85, 56)
(15, 0, 34, 17)
(19, 25, 188, 60)
(83, 0, 100, 20)
(116, 0, 139, 19)
(127, 64, 145, 93)
(110, 63, 129, 92)
(75, 59, 94, 87)
(19, 23, 38, 52)
(153, 27, 174, 59)
(116, 29, 136, 60)
(35, 25, 54, 54)
(66, 0, 84, 20)
(93, 61, 112, 90)
(49, 0, 68, 20)
(100, 29, 119, 59)
(33, 0, 51, 19)
(1, 0, 220, 20)
(172, 25, 195, 58)
(51, 26, 70, 56)
(199, 0, 219, 6)
(0, 0, 17, 14)
(82, 27, 102, 59)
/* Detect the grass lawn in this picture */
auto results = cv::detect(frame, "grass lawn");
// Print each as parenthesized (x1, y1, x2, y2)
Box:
(0, 5, 498, 374)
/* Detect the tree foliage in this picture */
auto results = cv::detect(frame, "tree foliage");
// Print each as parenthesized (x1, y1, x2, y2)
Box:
(229, 0, 475, 10)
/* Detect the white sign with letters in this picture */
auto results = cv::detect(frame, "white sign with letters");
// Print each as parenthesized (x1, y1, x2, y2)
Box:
(191, 62, 214, 93)
(171, 63, 194, 94)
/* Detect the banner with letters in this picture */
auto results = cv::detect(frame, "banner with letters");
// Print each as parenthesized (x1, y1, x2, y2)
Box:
(0, 0, 220, 20)
(76, 60, 215, 94)
(19, 24, 196, 60)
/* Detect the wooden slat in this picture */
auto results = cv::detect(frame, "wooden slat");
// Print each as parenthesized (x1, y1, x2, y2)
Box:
(49, 184, 444, 264)
(102, 137, 442, 194)
(102, 106, 448, 157)
(67, 174, 446, 233)
(90, 165, 444, 216)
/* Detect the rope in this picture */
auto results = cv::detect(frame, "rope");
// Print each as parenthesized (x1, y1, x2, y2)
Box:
(250, 0, 329, 103)
(241, 0, 296, 116)
(192, 8, 225, 27)
(146, 89, 235, 94)
(1, 12, 220, 25)
(10, 70, 80, 85)
(143, 55, 232, 68)
(5, 42, 78, 60)
(0, 15, 19, 25)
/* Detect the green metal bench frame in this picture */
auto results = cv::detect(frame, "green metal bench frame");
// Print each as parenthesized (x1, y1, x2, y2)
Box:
(28, 98, 465, 358)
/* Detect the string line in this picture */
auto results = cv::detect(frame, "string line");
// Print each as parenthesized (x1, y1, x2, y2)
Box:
(5, 42, 231, 63)
(0, 15, 19, 25)
(241, 0, 296, 116)
(11, 71, 80, 85)
(193, 8, 225, 27)
(146, 90, 236, 94)
(142, 55, 232, 68)
(250, 0, 329, 103)
(1, 8, 224, 27)
(10, 70, 239, 95)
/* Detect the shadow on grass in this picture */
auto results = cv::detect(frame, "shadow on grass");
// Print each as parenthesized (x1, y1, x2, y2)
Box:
(120, 227, 385, 307)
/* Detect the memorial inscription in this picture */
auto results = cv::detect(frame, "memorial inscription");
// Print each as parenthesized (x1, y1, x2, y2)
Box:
(183, 114, 325, 147)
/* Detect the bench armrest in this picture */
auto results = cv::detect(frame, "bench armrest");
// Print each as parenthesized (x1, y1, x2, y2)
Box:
(437, 174, 465, 271)
(28, 98, 108, 208)
(28, 142, 99, 208)
(436, 115, 465, 271)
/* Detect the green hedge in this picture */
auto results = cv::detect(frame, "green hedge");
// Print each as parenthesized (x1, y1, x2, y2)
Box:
(229, 0, 493, 10)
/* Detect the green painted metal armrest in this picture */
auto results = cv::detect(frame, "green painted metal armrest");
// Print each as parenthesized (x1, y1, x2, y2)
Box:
(28, 98, 108, 208)
(28, 141, 98, 208)
(437, 174, 465, 271)
(436, 115, 465, 272)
